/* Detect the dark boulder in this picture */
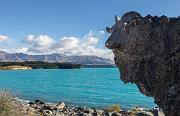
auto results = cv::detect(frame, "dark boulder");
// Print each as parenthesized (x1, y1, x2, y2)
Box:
(28, 101, 34, 106)
(35, 99, 44, 105)
(106, 11, 180, 116)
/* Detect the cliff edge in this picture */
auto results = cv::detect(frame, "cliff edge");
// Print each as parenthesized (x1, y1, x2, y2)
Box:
(105, 11, 180, 116)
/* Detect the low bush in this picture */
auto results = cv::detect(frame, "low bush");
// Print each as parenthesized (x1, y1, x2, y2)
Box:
(105, 104, 121, 112)
(129, 107, 142, 116)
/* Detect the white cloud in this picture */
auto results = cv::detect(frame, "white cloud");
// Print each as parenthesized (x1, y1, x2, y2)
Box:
(99, 31, 105, 35)
(23, 35, 54, 47)
(22, 35, 55, 53)
(14, 47, 29, 53)
(1, 31, 114, 59)
(0, 35, 9, 41)
(51, 31, 113, 59)
(58, 37, 79, 49)
(0, 35, 18, 53)
(83, 31, 99, 45)
(1, 47, 29, 54)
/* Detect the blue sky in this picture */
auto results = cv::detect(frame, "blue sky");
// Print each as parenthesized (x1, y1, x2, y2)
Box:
(0, 0, 179, 59)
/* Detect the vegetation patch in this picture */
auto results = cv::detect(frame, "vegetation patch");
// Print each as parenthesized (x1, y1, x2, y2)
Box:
(105, 104, 121, 112)
(129, 107, 143, 116)
(0, 90, 22, 116)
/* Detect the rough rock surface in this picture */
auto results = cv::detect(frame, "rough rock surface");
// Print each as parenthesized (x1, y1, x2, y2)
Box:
(105, 11, 180, 116)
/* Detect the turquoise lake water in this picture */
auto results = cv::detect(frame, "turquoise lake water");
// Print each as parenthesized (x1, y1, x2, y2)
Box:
(0, 68, 156, 109)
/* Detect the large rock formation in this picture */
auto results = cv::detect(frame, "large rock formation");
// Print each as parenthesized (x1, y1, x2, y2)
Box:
(105, 11, 180, 116)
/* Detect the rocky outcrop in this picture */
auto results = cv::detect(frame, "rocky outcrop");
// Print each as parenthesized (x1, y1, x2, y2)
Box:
(105, 11, 180, 116)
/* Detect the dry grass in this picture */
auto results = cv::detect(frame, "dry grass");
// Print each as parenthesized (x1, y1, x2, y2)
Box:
(0, 90, 22, 116)
(129, 107, 142, 116)
(105, 104, 121, 112)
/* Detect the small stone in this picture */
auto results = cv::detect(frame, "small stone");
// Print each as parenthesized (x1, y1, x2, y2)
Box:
(44, 110, 53, 114)
(84, 110, 89, 113)
(77, 107, 84, 111)
(91, 112, 97, 116)
(28, 101, 34, 105)
(84, 108, 94, 114)
(57, 102, 65, 109)
(43, 105, 52, 110)
(78, 112, 85, 116)
(96, 109, 104, 114)
(104, 112, 110, 116)
(136, 111, 154, 116)
(112, 112, 121, 116)
(35, 99, 44, 104)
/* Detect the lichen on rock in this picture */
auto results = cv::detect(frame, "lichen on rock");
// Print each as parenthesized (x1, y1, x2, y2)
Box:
(105, 11, 180, 116)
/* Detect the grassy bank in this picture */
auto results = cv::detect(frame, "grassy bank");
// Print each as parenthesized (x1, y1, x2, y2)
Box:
(0, 91, 163, 116)
(0, 91, 22, 116)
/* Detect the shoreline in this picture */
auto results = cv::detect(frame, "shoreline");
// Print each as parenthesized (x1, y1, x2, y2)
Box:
(11, 98, 164, 116)
(0, 65, 32, 70)
(14, 97, 153, 111)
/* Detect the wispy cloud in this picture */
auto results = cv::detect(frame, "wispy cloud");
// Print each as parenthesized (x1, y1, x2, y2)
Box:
(0, 35, 9, 41)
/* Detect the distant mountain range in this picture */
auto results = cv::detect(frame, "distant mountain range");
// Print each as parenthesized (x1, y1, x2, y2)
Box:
(0, 51, 114, 65)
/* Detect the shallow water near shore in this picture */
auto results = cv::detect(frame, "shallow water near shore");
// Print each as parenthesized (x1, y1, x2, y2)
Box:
(0, 68, 156, 109)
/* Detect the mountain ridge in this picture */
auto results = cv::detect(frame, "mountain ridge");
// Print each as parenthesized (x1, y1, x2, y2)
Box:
(0, 51, 114, 65)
